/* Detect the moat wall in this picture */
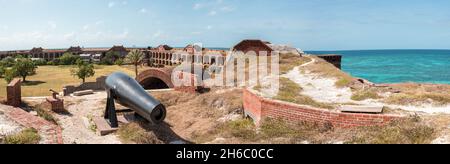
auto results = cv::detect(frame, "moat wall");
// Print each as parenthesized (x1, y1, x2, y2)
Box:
(243, 89, 402, 128)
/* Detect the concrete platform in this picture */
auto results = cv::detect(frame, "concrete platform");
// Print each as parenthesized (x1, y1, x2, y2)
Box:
(341, 105, 384, 114)
(93, 114, 135, 136)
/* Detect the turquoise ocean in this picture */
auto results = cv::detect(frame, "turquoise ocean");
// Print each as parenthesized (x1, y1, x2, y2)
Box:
(306, 50, 450, 85)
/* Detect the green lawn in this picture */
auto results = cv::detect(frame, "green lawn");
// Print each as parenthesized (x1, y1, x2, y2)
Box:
(0, 65, 135, 97)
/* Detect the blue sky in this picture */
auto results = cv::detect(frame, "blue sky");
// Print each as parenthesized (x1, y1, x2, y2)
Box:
(0, 0, 449, 51)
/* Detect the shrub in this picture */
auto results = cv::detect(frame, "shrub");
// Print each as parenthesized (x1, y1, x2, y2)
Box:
(346, 116, 435, 144)
(33, 59, 48, 66)
(351, 88, 381, 101)
(117, 123, 163, 144)
(275, 77, 334, 109)
(114, 59, 125, 66)
(1, 56, 16, 67)
(59, 53, 80, 65)
(3, 128, 41, 144)
(100, 51, 121, 65)
(225, 119, 257, 140)
(35, 107, 58, 124)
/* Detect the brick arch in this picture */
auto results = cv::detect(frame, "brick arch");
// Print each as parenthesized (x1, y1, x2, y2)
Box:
(136, 68, 174, 89)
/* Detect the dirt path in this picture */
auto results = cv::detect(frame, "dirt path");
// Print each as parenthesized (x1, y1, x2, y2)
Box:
(283, 56, 353, 104)
(60, 92, 121, 144)
(24, 93, 122, 144)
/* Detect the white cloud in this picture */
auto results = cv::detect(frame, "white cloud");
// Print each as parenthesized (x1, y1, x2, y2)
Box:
(108, 2, 116, 8)
(193, 1, 234, 16)
(122, 1, 128, 5)
(220, 6, 235, 12)
(140, 8, 148, 13)
(208, 10, 217, 16)
(193, 3, 204, 10)
(206, 25, 213, 30)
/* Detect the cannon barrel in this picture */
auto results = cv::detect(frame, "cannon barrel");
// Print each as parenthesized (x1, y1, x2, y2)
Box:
(105, 72, 166, 124)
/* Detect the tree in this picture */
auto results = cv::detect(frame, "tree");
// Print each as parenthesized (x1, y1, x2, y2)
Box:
(12, 57, 37, 82)
(1, 56, 16, 67)
(125, 49, 145, 77)
(71, 60, 95, 83)
(0, 64, 6, 78)
(4, 69, 15, 83)
(59, 52, 80, 65)
(101, 51, 121, 65)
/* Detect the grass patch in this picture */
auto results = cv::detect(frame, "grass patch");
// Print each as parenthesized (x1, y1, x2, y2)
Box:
(275, 77, 334, 109)
(117, 122, 163, 144)
(3, 128, 41, 144)
(260, 118, 326, 139)
(386, 93, 450, 106)
(219, 118, 331, 143)
(351, 88, 381, 101)
(307, 56, 353, 87)
(253, 84, 262, 92)
(0, 65, 135, 97)
(280, 53, 312, 74)
(221, 119, 257, 140)
(35, 107, 58, 124)
(346, 116, 435, 144)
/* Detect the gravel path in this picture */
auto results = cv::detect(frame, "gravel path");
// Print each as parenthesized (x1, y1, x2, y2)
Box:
(0, 107, 23, 137)
(24, 92, 122, 144)
(59, 92, 122, 144)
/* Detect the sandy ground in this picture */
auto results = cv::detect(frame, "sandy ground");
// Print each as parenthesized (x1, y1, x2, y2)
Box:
(24, 93, 122, 144)
(282, 56, 449, 114)
(0, 107, 23, 137)
(283, 57, 353, 104)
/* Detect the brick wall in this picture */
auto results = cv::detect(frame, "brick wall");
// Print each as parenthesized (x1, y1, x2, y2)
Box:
(7, 79, 21, 107)
(317, 55, 342, 69)
(63, 76, 107, 96)
(243, 89, 402, 128)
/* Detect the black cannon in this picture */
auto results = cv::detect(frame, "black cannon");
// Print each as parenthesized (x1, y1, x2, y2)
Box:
(104, 72, 167, 128)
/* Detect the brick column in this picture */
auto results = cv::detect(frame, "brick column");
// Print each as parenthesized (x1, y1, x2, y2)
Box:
(7, 78, 21, 107)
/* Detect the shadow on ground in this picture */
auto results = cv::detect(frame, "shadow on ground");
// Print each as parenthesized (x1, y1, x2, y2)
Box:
(134, 116, 192, 144)
(22, 81, 46, 86)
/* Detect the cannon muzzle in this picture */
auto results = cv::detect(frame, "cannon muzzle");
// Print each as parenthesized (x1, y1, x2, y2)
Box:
(105, 72, 166, 125)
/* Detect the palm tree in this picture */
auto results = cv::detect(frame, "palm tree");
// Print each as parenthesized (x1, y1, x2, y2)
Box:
(126, 50, 145, 77)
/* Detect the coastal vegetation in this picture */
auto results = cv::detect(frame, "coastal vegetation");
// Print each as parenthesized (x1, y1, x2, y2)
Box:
(346, 116, 435, 144)
(381, 83, 450, 106)
(213, 115, 436, 144)
(2, 128, 41, 144)
(275, 77, 334, 109)
(279, 53, 311, 74)
(351, 88, 381, 101)
(117, 122, 162, 144)
(306, 56, 354, 88)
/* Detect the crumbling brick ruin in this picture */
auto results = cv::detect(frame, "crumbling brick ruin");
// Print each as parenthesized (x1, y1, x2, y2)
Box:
(6, 79, 21, 107)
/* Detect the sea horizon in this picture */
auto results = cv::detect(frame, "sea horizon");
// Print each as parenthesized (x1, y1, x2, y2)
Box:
(307, 49, 450, 85)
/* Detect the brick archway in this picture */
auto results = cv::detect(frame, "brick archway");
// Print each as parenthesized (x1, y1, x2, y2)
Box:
(136, 68, 174, 89)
